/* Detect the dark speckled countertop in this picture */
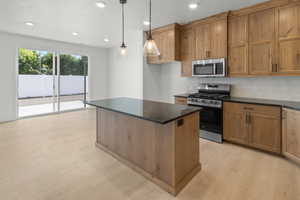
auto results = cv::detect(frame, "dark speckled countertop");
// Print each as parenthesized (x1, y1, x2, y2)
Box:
(174, 93, 190, 98)
(174, 94, 300, 111)
(86, 97, 201, 124)
(223, 97, 300, 111)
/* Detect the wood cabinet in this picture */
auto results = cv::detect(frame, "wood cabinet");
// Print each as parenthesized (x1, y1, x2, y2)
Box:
(278, 3, 300, 74)
(147, 24, 181, 64)
(223, 106, 249, 145)
(181, 27, 195, 77)
(223, 102, 281, 153)
(194, 16, 228, 60)
(97, 108, 201, 195)
(195, 23, 211, 59)
(228, 15, 249, 76)
(210, 19, 228, 59)
(153, 0, 300, 77)
(249, 8, 276, 75)
(282, 108, 300, 164)
(228, 0, 300, 77)
(175, 97, 187, 105)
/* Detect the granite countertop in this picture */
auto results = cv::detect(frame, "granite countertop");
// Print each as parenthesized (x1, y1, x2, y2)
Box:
(174, 93, 190, 98)
(223, 97, 300, 111)
(85, 97, 201, 124)
(173, 94, 300, 111)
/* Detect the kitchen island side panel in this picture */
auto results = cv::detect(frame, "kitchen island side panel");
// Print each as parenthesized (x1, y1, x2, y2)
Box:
(96, 108, 200, 195)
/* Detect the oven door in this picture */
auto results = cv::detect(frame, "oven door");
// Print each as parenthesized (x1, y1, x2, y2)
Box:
(200, 106, 222, 134)
(198, 106, 223, 143)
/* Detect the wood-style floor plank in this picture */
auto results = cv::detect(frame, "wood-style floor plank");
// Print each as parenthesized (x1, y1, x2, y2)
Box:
(0, 109, 299, 200)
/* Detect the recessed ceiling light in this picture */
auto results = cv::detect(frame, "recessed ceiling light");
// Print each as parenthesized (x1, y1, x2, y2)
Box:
(25, 22, 34, 26)
(189, 3, 199, 9)
(72, 32, 79, 36)
(96, 1, 107, 8)
(143, 21, 150, 26)
(104, 38, 110, 42)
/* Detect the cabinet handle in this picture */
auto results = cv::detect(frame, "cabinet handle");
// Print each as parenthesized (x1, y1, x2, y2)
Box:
(272, 64, 276, 72)
(297, 53, 300, 64)
(206, 51, 210, 58)
(248, 115, 251, 124)
(245, 113, 249, 124)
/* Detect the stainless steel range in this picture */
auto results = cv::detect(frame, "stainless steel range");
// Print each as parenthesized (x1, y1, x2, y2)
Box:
(188, 84, 231, 143)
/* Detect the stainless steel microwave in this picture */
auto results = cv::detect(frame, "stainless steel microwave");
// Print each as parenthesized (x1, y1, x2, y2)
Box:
(192, 58, 226, 77)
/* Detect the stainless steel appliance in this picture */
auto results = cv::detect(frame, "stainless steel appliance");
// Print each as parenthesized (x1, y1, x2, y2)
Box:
(192, 58, 226, 77)
(187, 83, 231, 143)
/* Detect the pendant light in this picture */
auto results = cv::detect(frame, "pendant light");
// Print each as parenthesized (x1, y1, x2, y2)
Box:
(144, 0, 160, 57)
(120, 0, 127, 56)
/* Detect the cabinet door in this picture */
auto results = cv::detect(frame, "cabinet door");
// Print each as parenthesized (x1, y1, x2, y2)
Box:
(248, 112, 281, 153)
(210, 19, 228, 59)
(228, 15, 248, 76)
(195, 23, 211, 59)
(283, 109, 300, 163)
(181, 27, 195, 77)
(160, 30, 175, 62)
(278, 4, 300, 74)
(223, 103, 249, 145)
(249, 8, 275, 75)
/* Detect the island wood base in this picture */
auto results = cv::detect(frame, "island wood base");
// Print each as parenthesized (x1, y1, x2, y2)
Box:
(96, 108, 201, 196)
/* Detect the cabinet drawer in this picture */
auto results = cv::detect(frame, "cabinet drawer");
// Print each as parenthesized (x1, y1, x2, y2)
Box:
(224, 102, 281, 118)
(175, 97, 187, 105)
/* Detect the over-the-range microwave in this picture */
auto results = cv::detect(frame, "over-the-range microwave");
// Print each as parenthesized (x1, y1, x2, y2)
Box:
(192, 58, 226, 77)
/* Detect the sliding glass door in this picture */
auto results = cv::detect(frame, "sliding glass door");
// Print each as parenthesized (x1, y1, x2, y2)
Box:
(18, 49, 57, 117)
(58, 54, 88, 111)
(18, 48, 88, 118)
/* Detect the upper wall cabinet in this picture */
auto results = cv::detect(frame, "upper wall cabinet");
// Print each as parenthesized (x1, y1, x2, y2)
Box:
(278, 2, 300, 74)
(249, 8, 276, 75)
(228, 15, 249, 76)
(194, 13, 228, 60)
(181, 26, 195, 77)
(147, 24, 181, 64)
(228, 0, 300, 77)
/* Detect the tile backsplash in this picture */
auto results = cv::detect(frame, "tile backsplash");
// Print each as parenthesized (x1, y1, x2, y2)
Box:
(147, 62, 300, 103)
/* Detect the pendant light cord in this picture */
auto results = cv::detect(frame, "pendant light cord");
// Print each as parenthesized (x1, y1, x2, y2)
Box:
(122, 3, 125, 45)
(149, 0, 152, 39)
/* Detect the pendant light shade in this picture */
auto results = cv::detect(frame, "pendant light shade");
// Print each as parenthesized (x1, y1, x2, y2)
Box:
(144, 0, 160, 57)
(144, 38, 160, 57)
(120, 0, 127, 56)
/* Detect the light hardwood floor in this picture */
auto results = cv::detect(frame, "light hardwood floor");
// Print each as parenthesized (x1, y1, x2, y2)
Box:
(0, 109, 299, 200)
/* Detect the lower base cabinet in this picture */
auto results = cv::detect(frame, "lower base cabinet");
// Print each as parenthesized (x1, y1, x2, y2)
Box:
(282, 108, 300, 164)
(175, 97, 188, 105)
(223, 102, 281, 154)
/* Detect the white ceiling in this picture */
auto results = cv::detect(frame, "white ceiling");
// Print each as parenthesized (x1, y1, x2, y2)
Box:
(0, 0, 268, 48)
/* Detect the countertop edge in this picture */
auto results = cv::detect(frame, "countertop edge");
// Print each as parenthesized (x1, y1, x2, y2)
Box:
(174, 94, 190, 98)
(173, 94, 300, 111)
(222, 99, 283, 107)
(86, 103, 202, 125)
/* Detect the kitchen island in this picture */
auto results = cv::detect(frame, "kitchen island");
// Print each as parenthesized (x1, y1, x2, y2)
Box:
(86, 98, 201, 195)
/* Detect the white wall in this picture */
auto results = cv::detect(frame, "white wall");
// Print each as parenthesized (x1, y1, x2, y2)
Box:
(107, 30, 144, 99)
(106, 30, 300, 104)
(0, 31, 108, 122)
(145, 62, 300, 103)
